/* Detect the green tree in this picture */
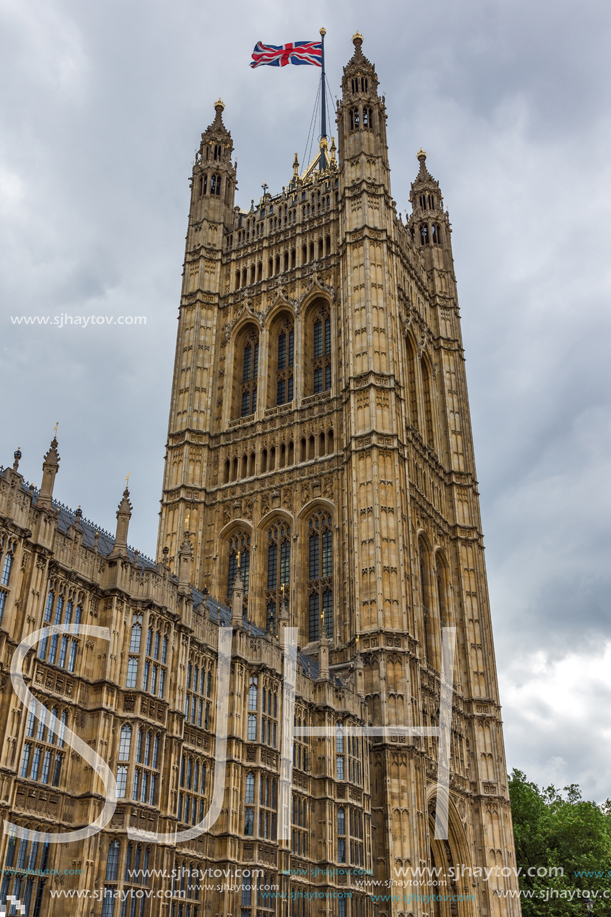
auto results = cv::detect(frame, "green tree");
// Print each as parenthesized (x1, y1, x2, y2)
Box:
(509, 769, 611, 915)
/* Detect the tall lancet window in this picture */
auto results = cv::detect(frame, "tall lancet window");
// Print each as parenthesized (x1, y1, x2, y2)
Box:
(405, 336, 419, 431)
(239, 330, 259, 417)
(436, 556, 449, 630)
(266, 522, 291, 634)
(419, 539, 435, 667)
(307, 511, 333, 642)
(227, 531, 251, 614)
(312, 309, 332, 394)
(276, 321, 294, 406)
(421, 357, 435, 447)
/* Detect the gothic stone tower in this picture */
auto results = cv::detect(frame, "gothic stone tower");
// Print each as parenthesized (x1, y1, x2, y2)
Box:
(158, 34, 520, 917)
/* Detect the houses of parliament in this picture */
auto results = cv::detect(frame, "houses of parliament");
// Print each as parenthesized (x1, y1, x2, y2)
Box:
(0, 34, 521, 917)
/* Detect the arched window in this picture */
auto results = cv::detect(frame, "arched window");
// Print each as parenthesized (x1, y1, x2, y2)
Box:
(227, 531, 250, 614)
(245, 771, 255, 804)
(210, 174, 221, 196)
(419, 539, 436, 668)
(259, 775, 277, 840)
(307, 511, 333, 642)
(237, 329, 259, 418)
(127, 613, 142, 688)
(119, 725, 132, 761)
(43, 590, 54, 622)
(338, 807, 346, 862)
(421, 357, 435, 447)
(436, 557, 449, 629)
(129, 620, 141, 654)
(405, 336, 419, 430)
(49, 707, 58, 744)
(275, 320, 294, 406)
(248, 675, 258, 712)
(105, 840, 120, 881)
(420, 223, 429, 245)
(309, 305, 332, 395)
(266, 522, 291, 634)
(58, 710, 68, 747)
(362, 107, 373, 128)
(349, 107, 360, 131)
(199, 174, 207, 196)
(1, 552, 12, 586)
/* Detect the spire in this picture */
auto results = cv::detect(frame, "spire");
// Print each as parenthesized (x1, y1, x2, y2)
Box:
(213, 98, 225, 125)
(329, 136, 337, 166)
(318, 629, 330, 681)
(279, 591, 289, 626)
(410, 148, 442, 212)
(110, 486, 132, 559)
(341, 31, 378, 95)
(200, 98, 232, 149)
(338, 31, 387, 175)
(231, 564, 245, 627)
(409, 148, 448, 252)
(354, 637, 365, 697)
(193, 98, 237, 224)
(37, 434, 60, 510)
(177, 530, 193, 594)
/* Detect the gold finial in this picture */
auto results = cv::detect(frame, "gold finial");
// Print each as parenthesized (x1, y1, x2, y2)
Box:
(53, 421, 59, 437)
(214, 98, 225, 111)
(352, 31, 363, 45)
(125, 472, 130, 487)
(237, 550, 241, 569)
(320, 27, 326, 36)
(417, 148, 427, 160)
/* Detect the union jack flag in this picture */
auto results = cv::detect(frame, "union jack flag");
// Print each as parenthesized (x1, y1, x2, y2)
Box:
(250, 41, 322, 68)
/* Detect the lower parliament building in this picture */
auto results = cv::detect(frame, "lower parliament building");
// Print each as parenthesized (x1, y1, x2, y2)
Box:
(0, 34, 521, 917)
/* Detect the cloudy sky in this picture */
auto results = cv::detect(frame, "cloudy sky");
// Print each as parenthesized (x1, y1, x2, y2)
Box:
(2, 0, 611, 801)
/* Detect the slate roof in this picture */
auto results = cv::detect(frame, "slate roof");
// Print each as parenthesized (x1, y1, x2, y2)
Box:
(9, 475, 321, 681)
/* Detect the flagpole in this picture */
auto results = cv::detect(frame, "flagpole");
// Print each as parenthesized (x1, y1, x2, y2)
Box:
(320, 27, 327, 170)
(320, 28, 327, 140)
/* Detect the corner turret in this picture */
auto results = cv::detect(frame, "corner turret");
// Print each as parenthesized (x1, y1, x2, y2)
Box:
(110, 486, 132, 559)
(408, 149, 455, 276)
(337, 33, 389, 178)
(37, 435, 60, 510)
(191, 99, 237, 230)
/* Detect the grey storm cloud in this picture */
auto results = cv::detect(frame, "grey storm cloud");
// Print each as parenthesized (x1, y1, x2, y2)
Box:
(2, 0, 611, 799)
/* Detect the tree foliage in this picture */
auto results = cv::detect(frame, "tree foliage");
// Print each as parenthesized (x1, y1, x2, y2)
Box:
(509, 769, 611, 915)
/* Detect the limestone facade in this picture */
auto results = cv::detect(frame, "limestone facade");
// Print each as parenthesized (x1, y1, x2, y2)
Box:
(0, 34, 521, 917)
